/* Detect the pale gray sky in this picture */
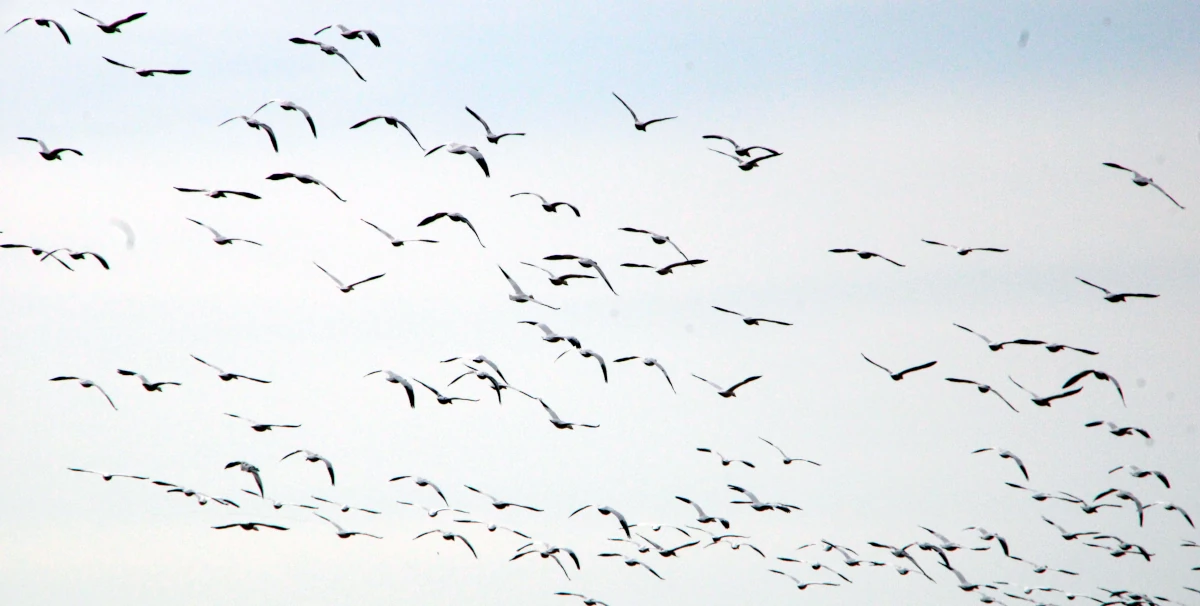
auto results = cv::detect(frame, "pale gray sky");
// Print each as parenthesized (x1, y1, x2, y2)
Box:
(3, 2, 1199, 605)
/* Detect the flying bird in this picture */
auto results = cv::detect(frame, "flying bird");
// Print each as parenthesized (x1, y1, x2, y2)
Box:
(612, 356, 673, 392)
(1108, 465, 1170, 489)
(692, 374, 761, 398)
(17, 137, 82, 161)
(218, 115, 278, 153)
(970, 448, 1029, 480)
(413, 529, 477, 558)
(186, 218, 262, 246)
(554, 592, 609, 606)
(413, 378, 479, 405)
(389, 476, 450, 507)
(440, 355, 509, 384)
(555, 349, 608, 382)
(253, 100, 317, 138)
(539, 399, 599, 429)
(313, 24, 380, 47)
(67, 468, 146, 481)
(499, 266, 558, 309)
(288, 38, 365, 81)
(709, 148, 782, 171)
(1044, 342, 1099, 355)
(1143, 501, 1193, 528)
(636, 534, 700, 558)
(621, 259, 708, 275)
(1102, 162, 1183, 209)
(311, 496, 378, 514)
(173, 187, 260, 199)
(1042, 516, 1099, 540)
(702, 135, 778, 157)
(223, 413, 299, 432)
(696, 447, 754, 468)
(224, 461, 265, 497)
(265, 172, 345, 201)
(313, 513, 380, 539)
(510, 192, 580, 216)
(465, 106, 524, 143)
(861, 355, 936, 381)
(612, 92, 676, 131)
(1008, 376, 1082, 407)
(675, 496, 730, 529)
(38, 249, 108, 270)
(465, 485, 543, 511)
(712, 306, 791, 326)
(417, 212, 484, 247)
(769, 569, 840, 590)
(1093, 489, 1147, 526)
(424, 143, 489, 177)
(518, 321, 582, 349)
(758, 437, 820, 466)
(618, 227, 688, 259)
(349, 116, 423, 150)
(922, 240, 1008, 255)
(364, 370, 417, 408)
(212, 522, 288, 532)
(360, 219, 437, 248)
(116, 369, 180, 392)
(570, 505, 631, 538)
(953, 324, 1044, 351)
(191, 355, 270, 383)
(1084, 420, 1150, 439)
(519, 262, 595, 287)
(102, 57, 189, 77)
(542, 254, 617, 294)
(6, 17, 70, 43)
(728, 484, 800, 513)
(1075, 277, 1158, 303)
(50, 376, 116, 410)
(281, 450, 335, 485)
(313, 262, 384, 293)
(1062, 370, 1125, 406)
(944, 378, 1017, 412)
(597, 553, 663, 579)
(829, 248, 904, 267)
(73, 10, 146, 34)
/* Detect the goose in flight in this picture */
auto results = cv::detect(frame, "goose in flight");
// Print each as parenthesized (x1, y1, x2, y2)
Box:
(313, 262, 384, 293)
(1108, 465, 1169, 489)
(349, 116, 423, 150)
(511, 192, 579, 216)
(424, 142, 490, 177)
(758, 437, 820, 466)
(6, 17, 70, 43)
(441, 355, 508, 384)
(695, 447, 754, 468)
(1055, 491, 1123, 515)
(621, 259, 708, 275)
(413, 378, 479, 405)
(187, 218, 261, 246)
(417, 212, 484, 247)
(712, 306, 791, 326)
(3, 244, 72, 270)
(1075, 277, 1158, 303)
(618, 227, 688, 259)
(513, 543, 580, 578)
(191, 355, 270, 383)
(519, 262, 595, 287)
(542, 254, 617, 294)
(281, 450, 335, 485)
(313, 24, 380, 47)
(702, 135, 778, 157)
(1008, 376, 1082, 407)
(539, 399, 598, 429)
(265, 172, 345, 201)
(518, 321, 582, 348)
(1084, 420, 1150, 439)
(314, 513, 380, 539)
(829, 248, 904, 267)
(311, 496, 378, 514)
(1062, 370, 1124, 406)
(253, 100, 317, 138)
(775, 558, 853, 583)
(38, 249, 108, 270)
(73, 10, 146, 34)
(953, 324, 1044, 351)
(102, 57, 190, 77)
(709, 147, 782, 171)
(465, 485, 543, 511)
(360, 219, 437, 248)
(727, 484, 800, 513)
(218, 115, 278, 153)
(613, 356, 673, 392)
(117, 369, 180, 392)
(970, 448, 1029, 480)
(288, 38, 365, 81)
(554, 592, 609, 606)
(173, 187, 260, 199)
(867, 542, 933, 580)
(499, 266, 558, 309)
(413, 529, 477, 558)
(597, 553, 663, 579)
(692, 374, 761, 398)
(569, 504, 631, 538)
(50, 376, 116, 409)
(612, 92, 675, 131)
(466, 107, 524, 143)
(1044, 342, 1098, 355)
(155, 483, 239, 507)
(769, 569, 840, 590)
(1103, 162, 1183, 209)
(395, 501, 467, 518)
(861, 355, 936, 381)
(67, 468, 146, 481)
(17, 137, 82, 161)
(448, 363, 508, 404)
(555, 349, 608, 382)
(811, 541, 886, 567)
(224, 413, 298, 432)
(636, 534, 700, 558)
(1042, 516, 1099, 541)
(944, 378, 1017, 412)
(1005, 482, 1060, 502)
(916, 527, 985, 552)
(675, 496, 730, 529)
(963, 526, 1013, 558)
(454, 519, 531, 538)
(1144, 501, 1193, 528)
(225, 461, 265, 497)
(213, 522, 288, 532)
(922, 240, 1008, 255)
(389, 476, 450, 507)
(364, 370, 417, 408)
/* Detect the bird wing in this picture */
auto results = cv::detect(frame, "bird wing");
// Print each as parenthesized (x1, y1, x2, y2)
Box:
(458, 215, 486, 247)
(1102, 162, 1132, 172)
(360, 218, 395, 241)
(103, 56, 135, 70)
(702, 134, 737, 146)
(187, 218, 223, 239)
(259, 121, 279, 152)
(190, 354, 224, 374)
(661, 259, 706, 272)
(499, 266, 527, 296)
(464, 106, 494, 136)
(712, 306, 744, 317)
(953, 323, 991, 344)
(349, 116, 383, 129)
(990, 389, 1018, 413)
(459, 146, 490, 177)
(691, 374, 724, 391)
(861, 354, 891, 375)
(289, 37, 321, 46)
(548, 202, 580, 216)
(727, 375, 762, 393)
(1075, 277, 1110, 295)
(345, 273, 385, 290)
(640, 116, 677, 128)
(1148, 182, 1184, 208)
(541, 400, 563, 423)
(418, 212, 449, 226)
(49, 19, 71, 43)
(109, 12, 147, 28)
(292, 104, 318, 137)
(312, 262, 345, 288)
(1061, 370, 1093, 390)
(612, 92, 638, 121)
(334, 50, 366, 81)
(1044, 387, 1083, 403)
(709, 148, 740, 161)
(895, 361, 937, 378)
(5, 18, 32, 33)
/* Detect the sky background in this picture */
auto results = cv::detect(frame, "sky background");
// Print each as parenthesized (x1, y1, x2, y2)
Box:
(2, 1, 1199, 604)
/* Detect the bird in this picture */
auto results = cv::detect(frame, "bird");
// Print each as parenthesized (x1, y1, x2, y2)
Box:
(963, 526, 1013, 558)
(224, 461, 264, 497)
(612, 92, 676, 131)
(775, 558, 853, 583)
(311, 496, 378, 514)
(288, 38, 365, 81)
(1075, 277, 1158, 303)
(829, 248, 905, 266)
(191, 355, 270, 383)
(440, 355, 510, 383)
(313, 262, 384, 294)
(212, 522, 288, 532)
(1062, 370, 1125, 406)
(67, 468, 146, 481)
(313, 24, 380, 47)
(916, 527, 986, 553)
(73, 10, 146, 34)
(1044, 342, 1099, 355)
(702, 135, 778, 157)
(555, 349, 608, 383)
(971, 448, 1029, 480)
(252, 100, 317, 138)
(7, 17, 70, 43)
(510, 192, 580, 216)
(465, 106, 524, 143)
(867, 543, 935, 581)
(1084, 420, 1150, 439)
(727, 484, 800, 513)
(223, 413, 298, 432)
(453, 519, 530, 538)
(554, 592, 609, 606)
(539, 399, 599, 430)
(758, 437, 820, 466)
(1008, 376, 1083, 407)
(569, 505, 631, 538)
(364, 370, 417, 408)
(612, 356, 673, 392)
(695, 447, 754, 468)
(313, 513, 380, 539)
(173, 187, 261, 200)
(395, 502, 467, 518)
(186, 218, 262, 246)
(922, 240, 1008, 255)
(102, 57, 190, 77)
(389, 476, 450, 507)
(812, 541, 886, 567)
(360, 219, 437, 248)
(417, 212, 485, 247)
(280, 450, 335, 485)
(692, 374, 761, 398)
(50, 376, 117, 410)
(519, 321, 582, 349)
(1143, 501, 1193, 528)
(597, 553, 663, 579)
(265, 172, 345, 201)
(1042, 516, 1099, 541)
(769, 569, 840, 590)
(446, 363, 508, 405)
(944, 378, 1017, 412)
(424, 142, 489, 177)
(675, 496, 731, 529)
(218, 115, 278, 153)
(17, 137, 82, 161)
(1108, 465, 1170, 489)
(709, 147, 783, 171)
(621, 259, 708, 275)
(349, 116, 423, 150)
(413, 378, 479, 405)
(637, 534, 700, 558)
(37, 249, 107, 270)
(542, 254, 617, 294)
(938, 564, 985, 592)
(156, 483, 239, 507)
(861, 355, 937, 381)
(1102, 162, 1183, 209)
(499, 266, 558, 309)
(116, 369, 180, 392)
(3, 243, 73, 270)
(465, 485, 543, 511)
(519, 262, 595, 287)
(618, 227, 688, 259)
(1005, 482, 1060, 502)
(953, 324, 1044, 351)
(1055, 491, 1123, 515)
(711, 306, 791, 326)
(413, 530, 477, 558)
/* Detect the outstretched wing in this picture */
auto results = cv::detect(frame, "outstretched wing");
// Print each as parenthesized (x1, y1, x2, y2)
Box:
(612, 92, 638, 121)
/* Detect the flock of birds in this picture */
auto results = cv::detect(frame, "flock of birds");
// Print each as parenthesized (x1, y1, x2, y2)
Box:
(6, 7, 1195, 606)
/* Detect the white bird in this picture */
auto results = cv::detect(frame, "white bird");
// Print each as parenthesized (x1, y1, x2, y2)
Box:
(636, 533, 701, 558)
(539, 399, 599, 429)
(187, 218, 262, 246)
(413, 529, 477, 558)
(1062, 369, 1125, 406)
(102, 56, 190, 77)
(1075, 277, 1159, 303)
(395, 502, 467, 518)
(953, 324, 1044, 351)
(313, 24, 380, 47)
(17, 137, 82, 161)
(866, 541, 933, 580)
(154, 482, 238, 507)
(597, 553, 663, 579)
(758, 437, 821, 466)
(709, 147, 782, 171)
(944, 378, 1017, 412)
(1143, 501, 1193, 528)
(1108, 465, 1170, 489)
(191, 355, 270, 383)
(49, 376, 116, 410)
(542, 254, 617, 294)
(621, 259, 708, 275)
(440, 355, 509, 384)
(218, 115, 278, 152)
(265, 172, 345, 201)
(173, 187, 261, 199)
(612, 92, 676, 131)
(499, 266, 558, 309)
(311, 496, 378, 514)
(453, 519, 531, 539)
(313, 512, 380, 539)
(288, 38, 365, 81)
(511, 192, 580, 217)
(829, 248, 905, 266)
(363, 370, 417, 408)
(612, 356, 673, 392)
(712, 306, 792, 326)
(313, 262, 384, 294)
(675, 496, 730, 529)
(1008, 376, 1082, 408)
(213, 522, 288, 532)
(769, 569, 839, 590)
(417, 212, 484, 247)
(389, 476, 450, 507)
(73, 10, 146, 34)
(424, 142, 490, 177)
(1044, 342, 1099, 355)
(6, 17, 70, 43)
(465, 106, 524, 143)
(618, 227, 688, 259)
(253, 99, 317, 138)
(360, 219, 437, 248)
(1103, 162, 1183, 209)
(555, 348, 607, 382)
(67, 468, 146, 481)
(349, 116, 423, 150)
(116, 369, 180, 392)
(696, 447, 754, 468)
(692, 374, 761, 398)
(512, 543, 578, 578)
(922, 240, 1009, 255)
(38, 248, 109, 270)
(728, 484, 800, 513)
(448, 363, 508, 404)
(963, 527, 1013, 558)
(223, 413, 298, 432)
(554, 592, 609, 606)
(1041, 517, 1099, 541)
(1083, 420, 1150, 439)
(465, 485, 544, 511)
(775, 557, 853, 583)
(518, 321, 582, 348)
(971, 448, 1029, 480)
(702, 134, 778, 157)
(413, 378, 479, 405)
(570, 505, 631, 538)
(224, 461, 264, 497)
(281, 450, 336, 485)
(861, 355, 937, 381)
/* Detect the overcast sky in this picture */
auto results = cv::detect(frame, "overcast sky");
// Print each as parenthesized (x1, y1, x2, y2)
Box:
(3, 2, 1199, 605)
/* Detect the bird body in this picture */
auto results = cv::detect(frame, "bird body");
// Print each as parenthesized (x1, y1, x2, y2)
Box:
(17, 137, 82, 160)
